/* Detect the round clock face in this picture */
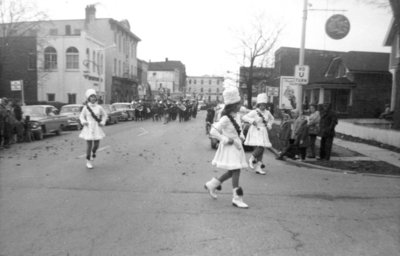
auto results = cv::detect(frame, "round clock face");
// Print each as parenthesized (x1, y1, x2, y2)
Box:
(325, 14, 351, 40)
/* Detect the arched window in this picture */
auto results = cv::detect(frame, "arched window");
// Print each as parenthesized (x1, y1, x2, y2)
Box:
(44, 46, 57, 69)
(66, 47, 79, 69)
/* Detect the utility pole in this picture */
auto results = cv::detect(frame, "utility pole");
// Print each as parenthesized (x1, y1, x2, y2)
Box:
(297, 0, 308, 114)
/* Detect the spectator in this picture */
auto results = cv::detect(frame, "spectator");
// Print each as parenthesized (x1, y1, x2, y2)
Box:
(318, 103, 338, 161)
(307, 104, 320, 158)
(379, 103, 392, 120)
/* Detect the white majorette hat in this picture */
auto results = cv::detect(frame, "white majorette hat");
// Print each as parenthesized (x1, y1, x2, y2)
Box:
(256, 93, 268, 104)
(85, 89, 97, 99)
(223, 86, 241, 105)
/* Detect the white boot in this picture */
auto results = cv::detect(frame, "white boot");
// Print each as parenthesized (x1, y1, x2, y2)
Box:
(248, 155, 256, 169)
(232, 187, 249, 208)
(255, 162, 266, 175)
(204, 177, 221, 199)
(86, 160, 93, 169)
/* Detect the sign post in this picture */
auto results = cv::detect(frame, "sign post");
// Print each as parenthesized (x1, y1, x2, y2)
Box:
(10, 80, 24, 105)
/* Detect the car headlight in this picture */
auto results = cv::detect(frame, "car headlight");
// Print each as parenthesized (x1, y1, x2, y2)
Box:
(30, 121, 40, 129)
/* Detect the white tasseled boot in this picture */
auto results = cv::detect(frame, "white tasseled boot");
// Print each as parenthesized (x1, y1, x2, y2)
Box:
(232, 187, 249, 208)
(204, 177, 221, 199)
(255, 162, 266, 175)
(86, 160, 93, 169)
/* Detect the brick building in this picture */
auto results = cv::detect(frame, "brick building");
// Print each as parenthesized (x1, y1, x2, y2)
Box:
(0, 36, 38, 103)
(274, 47, 391, 118)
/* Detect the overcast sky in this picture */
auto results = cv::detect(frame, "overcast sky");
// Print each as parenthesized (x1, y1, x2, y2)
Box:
(34, 0, 391, 76)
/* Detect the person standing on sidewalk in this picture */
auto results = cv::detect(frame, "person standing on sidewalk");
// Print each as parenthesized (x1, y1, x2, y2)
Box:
(79, 89, 107, 169)
(295, 119, 310, 161)
(204, 85, 249, 209)
(318, 103, 338, 161)
(242, 93, 274, 175)
(307, 104, 320, 158)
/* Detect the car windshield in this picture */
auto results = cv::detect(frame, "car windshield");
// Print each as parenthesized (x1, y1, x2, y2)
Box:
(60, 106, 82, 113)
(22, 106, 46, 117)
(113, 104, 130, 110)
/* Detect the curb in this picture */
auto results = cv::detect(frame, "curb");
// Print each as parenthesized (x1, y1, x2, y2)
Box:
(268, 147, 400, 178)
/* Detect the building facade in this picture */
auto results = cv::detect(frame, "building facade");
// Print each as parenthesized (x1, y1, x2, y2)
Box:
(274, 47, 392, 118)
(186, 76, 224, 103)
(0, 4, 141, 104)
(148, 59, 186, 100)
(36, 31, 105, 104)
(384, 0, 400, 128)
(0, 36, 38, 103)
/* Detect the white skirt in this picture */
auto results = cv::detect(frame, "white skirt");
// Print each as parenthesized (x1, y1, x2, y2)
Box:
(244, 126, 272, 147)
(79, 122, 105, 141)
(212, 142, 248, 170)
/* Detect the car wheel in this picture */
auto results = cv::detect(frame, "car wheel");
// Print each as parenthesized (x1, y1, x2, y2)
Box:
(34, 130, 43, 140)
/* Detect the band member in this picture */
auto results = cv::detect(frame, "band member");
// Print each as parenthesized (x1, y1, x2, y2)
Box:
(242, 93, 274, 175)
(79, 89, 107, 169)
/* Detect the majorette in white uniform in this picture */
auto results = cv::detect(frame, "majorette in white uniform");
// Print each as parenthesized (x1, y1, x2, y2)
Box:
(79, 89, 107, 141)
(242, 94, 274, 148)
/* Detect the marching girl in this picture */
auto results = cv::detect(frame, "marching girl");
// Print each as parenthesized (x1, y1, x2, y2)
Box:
(242, 93, 274, 175)
(204, 86, 249, 209)
(79, 89, 107, 169)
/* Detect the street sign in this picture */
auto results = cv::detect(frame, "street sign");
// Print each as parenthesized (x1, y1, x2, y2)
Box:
(11, 80, 23, 91)
(294, 65, 309, 85)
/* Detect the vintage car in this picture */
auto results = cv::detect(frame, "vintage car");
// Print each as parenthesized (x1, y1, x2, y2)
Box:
(101, 104, 121, 125)
(22, 105, 69, 140)
(60, 104, 84, 130)
(111, 102, 135, 121)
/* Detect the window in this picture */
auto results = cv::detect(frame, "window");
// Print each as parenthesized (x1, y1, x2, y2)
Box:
(189, 79, 191, 84)
(209, 80, 211, 85)
(47, 93, 55, 101)
(28, 52, 36, 70)
(49, 29, 58, 35)
(118, 60, 121, 76)
(201, 88, 203, 93)
(208, 88, 212, 93)
(114, 58, 117, 75)
(65, 25, 71, 35)
(66, 47, 79, 69)
(44, 47, 57, 69)
(194, 80, 197, 85)
(68, 93, 76, 104)
(92, 50, 96, 72)
(201, 79, 203, 85)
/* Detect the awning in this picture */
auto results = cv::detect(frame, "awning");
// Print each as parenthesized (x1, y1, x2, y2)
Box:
(304, 77, 356, 90)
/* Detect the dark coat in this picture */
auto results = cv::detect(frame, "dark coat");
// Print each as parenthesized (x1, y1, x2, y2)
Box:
(319, 110, 338, 137)
(279, 120, 292, 141)
(295, 121, 310, 147)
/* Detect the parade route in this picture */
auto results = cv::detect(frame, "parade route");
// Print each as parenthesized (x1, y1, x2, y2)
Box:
(0, 112, 399, 256)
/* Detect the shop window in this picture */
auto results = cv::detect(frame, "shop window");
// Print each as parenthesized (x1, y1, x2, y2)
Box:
(47, 93, 55, 101)
(68, 93, 76, 104)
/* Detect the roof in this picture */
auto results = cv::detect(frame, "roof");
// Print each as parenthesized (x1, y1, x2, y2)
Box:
(148, 60, 186, 72)
(341, 51, 390, 72)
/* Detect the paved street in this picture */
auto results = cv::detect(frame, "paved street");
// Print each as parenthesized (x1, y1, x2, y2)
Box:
(1, 111, 400, 256)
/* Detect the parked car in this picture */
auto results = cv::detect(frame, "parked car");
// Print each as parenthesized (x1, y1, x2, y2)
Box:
(60, 104, 84, 130)
(22, 105, 69, 140)
(101, 104, 121, 125)
(111, 102, 135, 121)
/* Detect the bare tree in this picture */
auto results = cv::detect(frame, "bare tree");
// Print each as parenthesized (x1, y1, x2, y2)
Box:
(233, 14, 284, 108)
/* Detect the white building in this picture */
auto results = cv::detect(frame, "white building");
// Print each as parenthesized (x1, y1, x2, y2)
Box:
(148, 69, 179, 97)
(37, 31, 105, 104)
(186, 76, 224, 102)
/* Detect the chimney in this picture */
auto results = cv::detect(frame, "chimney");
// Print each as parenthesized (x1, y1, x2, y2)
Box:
(85, 5, 96, 24)
(165, 58, 168, 62)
